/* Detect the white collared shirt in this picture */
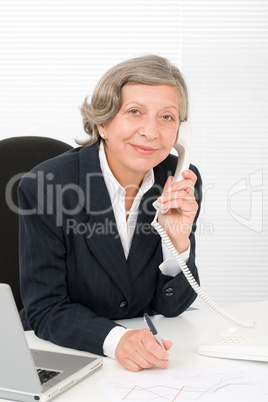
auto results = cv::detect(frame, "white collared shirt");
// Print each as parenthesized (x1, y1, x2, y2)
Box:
(99, 141, 154, 259)
(98, 141, 190, 357)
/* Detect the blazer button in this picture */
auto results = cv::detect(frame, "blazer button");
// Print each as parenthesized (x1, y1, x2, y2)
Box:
(165, 292, 173, 296)
(165, 287, 173, 293)
(119, 301, 127, 308)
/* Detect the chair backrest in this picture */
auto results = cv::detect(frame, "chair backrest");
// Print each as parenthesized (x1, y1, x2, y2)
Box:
(0, 136, 72, 311)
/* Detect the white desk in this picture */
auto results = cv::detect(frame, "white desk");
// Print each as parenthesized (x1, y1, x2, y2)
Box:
(3, 301, 268, 401)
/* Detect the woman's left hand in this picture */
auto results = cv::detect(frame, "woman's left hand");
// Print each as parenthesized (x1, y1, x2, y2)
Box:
(157, 170, 198, 254)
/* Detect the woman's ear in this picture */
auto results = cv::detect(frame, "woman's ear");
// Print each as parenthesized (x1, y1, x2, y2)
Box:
(97, 124, 104, 134)
(97, 124, 106, 139)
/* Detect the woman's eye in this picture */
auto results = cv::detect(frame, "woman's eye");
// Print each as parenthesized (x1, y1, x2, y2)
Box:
(128, 109, 140, 115)
(162, 115, 173, 121)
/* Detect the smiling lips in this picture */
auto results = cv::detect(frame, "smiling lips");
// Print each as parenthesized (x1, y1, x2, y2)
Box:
(131, 144, 156, 156)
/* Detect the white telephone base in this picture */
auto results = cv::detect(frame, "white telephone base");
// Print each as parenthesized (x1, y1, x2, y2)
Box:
(198, 326, 268, 362)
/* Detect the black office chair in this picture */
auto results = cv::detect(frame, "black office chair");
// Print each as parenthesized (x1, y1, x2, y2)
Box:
(0, 136, 72, 311)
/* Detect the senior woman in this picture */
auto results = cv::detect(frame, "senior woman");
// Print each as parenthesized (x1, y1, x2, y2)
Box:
(18, 55, 202, 372)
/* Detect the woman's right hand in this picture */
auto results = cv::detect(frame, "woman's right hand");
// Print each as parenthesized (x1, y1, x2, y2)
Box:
(115, 328, 172, 371)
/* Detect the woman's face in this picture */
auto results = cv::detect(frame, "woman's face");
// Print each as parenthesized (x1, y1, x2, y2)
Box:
(98, 83, 180, 184)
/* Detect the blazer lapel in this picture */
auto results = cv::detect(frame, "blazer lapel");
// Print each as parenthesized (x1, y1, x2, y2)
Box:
(127, 163, 168, 281)
(78, 145, 132, 298)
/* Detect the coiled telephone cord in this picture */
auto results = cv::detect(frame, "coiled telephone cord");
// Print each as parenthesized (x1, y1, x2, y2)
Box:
(151, 211, 255, 329)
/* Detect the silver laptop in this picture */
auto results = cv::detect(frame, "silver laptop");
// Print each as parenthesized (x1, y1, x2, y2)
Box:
(0, 284, 103, 402)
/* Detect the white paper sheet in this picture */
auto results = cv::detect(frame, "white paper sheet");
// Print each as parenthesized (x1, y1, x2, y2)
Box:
(99, 361, 268, 401)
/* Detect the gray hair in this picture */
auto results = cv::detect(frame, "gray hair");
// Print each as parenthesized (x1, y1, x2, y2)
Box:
(79, 55, 188, 146)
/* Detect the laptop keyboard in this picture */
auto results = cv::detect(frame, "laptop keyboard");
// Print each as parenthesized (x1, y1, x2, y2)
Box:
(37, 368, 60, 385)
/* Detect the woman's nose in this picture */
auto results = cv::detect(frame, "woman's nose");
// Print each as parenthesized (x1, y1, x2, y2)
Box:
(138, 118, 159, 140)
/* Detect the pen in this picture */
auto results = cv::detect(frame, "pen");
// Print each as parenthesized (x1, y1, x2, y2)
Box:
(144, 313, 166, 349)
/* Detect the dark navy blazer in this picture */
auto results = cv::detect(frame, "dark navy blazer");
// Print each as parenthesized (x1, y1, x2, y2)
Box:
(18, 144, 202, 356)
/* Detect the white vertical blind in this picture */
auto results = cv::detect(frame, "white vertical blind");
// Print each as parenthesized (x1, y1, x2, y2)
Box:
(0, 0, 182, 145)
(0, 0, 267, 308)
(181, 1, 268, 307)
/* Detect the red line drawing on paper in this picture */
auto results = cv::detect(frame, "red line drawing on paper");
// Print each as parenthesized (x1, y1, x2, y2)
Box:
(121, 378, 252, 401)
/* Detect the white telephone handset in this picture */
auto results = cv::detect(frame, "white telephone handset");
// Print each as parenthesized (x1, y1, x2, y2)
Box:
(151, 122, 256, 332)
(172, 121, 192, 182)
(152, 121, 192, 213)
